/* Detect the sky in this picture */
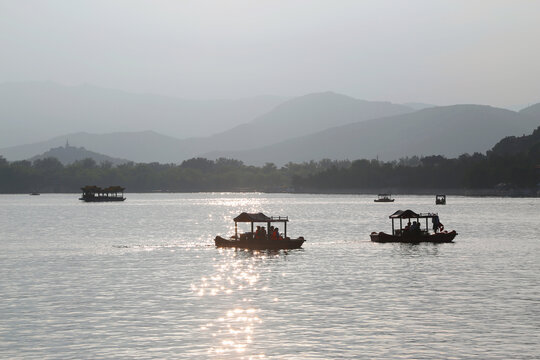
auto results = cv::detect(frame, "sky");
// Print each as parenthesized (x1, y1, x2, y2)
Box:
(1, 0, 539, 107)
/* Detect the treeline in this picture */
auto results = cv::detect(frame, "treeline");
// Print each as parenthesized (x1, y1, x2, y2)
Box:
(292, 152, 538, 192)
(0, 156, 348, 193)
(0, 142, 538, 194)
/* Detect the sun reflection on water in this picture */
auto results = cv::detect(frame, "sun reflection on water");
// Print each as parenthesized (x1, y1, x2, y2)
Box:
(206, 307, 262, 356)
(189, 249, 260, 357)
(189, 248, 291, 358)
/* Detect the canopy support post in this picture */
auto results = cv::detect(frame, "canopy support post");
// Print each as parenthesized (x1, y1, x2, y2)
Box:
(235, 222, 238, 239)
(267, 221, 270, 240)
(392, 219, 395, 235)
(284, 221, 287, 238)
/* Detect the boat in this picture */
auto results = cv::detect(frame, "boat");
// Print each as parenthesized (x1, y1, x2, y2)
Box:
(374, 193, 394, 202)
(436, 194, 446, 205)
(79, 185, 126, 202)
(370, 209, 457, 243)
(214, 212, 306, 250)
(29, 192, 40, 196)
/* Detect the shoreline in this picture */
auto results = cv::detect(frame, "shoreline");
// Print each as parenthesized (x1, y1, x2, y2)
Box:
(3, 189, 539, 197)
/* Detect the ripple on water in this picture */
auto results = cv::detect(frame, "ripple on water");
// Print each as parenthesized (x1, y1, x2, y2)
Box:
(0, 194, 538, 359)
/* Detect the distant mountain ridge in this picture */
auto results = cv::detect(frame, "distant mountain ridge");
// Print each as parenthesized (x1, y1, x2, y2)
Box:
(490, 125, 540, 158)
(29, 142, 130, 165)
(1, 88, 539, 165)
(205, 104, 540, 165)
(0, 81, 288, 147)
(186, 91, 414, 153)
(0, 92, 415, 162)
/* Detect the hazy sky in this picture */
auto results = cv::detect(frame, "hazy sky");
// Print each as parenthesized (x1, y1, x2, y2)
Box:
(1, 0, 539, 106)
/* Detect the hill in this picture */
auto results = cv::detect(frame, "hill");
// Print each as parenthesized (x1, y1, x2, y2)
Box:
(29, 142, 130, 166)
(0, 81, 287, 147)
(519, 102, 540, 120)
(205, 105, 540, 165)
(1, 92, 413, 163)
(0, 131, 189, 164)
(490, 125, 540, 159)
(195, 92, 414, 152)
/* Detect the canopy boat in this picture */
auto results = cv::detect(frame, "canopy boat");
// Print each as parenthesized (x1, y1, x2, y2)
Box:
(374, 193, 394, 202)
(435, 194, 446, 205)
(214, 212, 306, 250)
(370, 209, 457, 243)
(79, 185, 126, 202)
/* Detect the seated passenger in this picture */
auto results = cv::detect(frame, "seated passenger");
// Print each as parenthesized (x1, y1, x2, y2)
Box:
(271, 227, 279, 240)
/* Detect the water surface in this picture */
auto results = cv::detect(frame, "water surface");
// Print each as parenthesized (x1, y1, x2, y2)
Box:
(0, 194, 539, 359)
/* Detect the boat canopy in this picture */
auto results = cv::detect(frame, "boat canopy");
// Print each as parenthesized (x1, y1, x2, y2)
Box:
(234, 212, 272, 223)
(232, 212, 290, 239)
(389, 209, 438, 219)
(233, 212, 289, 223)
(81, 185, 125, 193)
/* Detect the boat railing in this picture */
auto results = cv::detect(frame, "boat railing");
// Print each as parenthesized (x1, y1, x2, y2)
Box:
(417, 212, 438, 218)
(270, 216, 288, 221)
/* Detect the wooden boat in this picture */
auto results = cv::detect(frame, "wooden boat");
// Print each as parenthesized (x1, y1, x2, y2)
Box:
(29, 192, 40, 196)
(214, 212, 305, 250)
(79, 185, 126, 202)
(436, 194, 446, 205)
(374, 193, 394, 202)
(370, 209, 457, 243)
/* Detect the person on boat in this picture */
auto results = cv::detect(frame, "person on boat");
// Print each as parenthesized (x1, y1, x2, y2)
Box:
(260, 226, 267, 240)
(404, 221, 411, 231)
(254, 226, 261, 239)
(270, 227, 277, 240)
(432, 216, 440, 233)
(271, 227, 283, 240)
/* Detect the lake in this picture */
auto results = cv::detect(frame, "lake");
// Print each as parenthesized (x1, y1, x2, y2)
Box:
(0, 193, 539, 359)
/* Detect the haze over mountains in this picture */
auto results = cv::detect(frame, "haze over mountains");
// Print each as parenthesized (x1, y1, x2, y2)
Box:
(30, 143, 129, 166)
(208, 105, 540, 165)
(0, 82, 287, 147)
(1, 82, 539, 165)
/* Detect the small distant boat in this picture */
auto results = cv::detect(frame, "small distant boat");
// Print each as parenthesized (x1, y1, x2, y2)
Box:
(370, 209, 457, 243)
(374, 193, 394, 202)
(29, 192, 40, 196)
(436, 194, 446, 205)
(214, 212, 305, 250)
(79, 185, 126, 202)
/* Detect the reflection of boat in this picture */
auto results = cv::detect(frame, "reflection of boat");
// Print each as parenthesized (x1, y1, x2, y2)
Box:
(79, 185, 126, 202)
(436, 194, 446, 205)
(370, 209, 457, 243)
(214, 212, 305, 250)
(374, 193, 394, 202)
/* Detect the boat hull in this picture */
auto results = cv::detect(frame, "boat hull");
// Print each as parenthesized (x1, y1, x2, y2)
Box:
(214, 236, 305, 250)
(370, 230, 457, 243)
(374, 199, 394, 202)
(79, 196, 126, 202)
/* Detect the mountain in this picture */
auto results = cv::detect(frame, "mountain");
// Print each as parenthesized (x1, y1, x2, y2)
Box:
(196, 92, 414, 152)
(205, 105, 540, 165)
(402, 102, 436, 110)
(0, 131, 188, 164)
(490, 125, 540, 159)
(1, 92, 414, 163)
(29, 142, 130, 165)
(519, 102, 540, 120)
(0, 81, 287, 147)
